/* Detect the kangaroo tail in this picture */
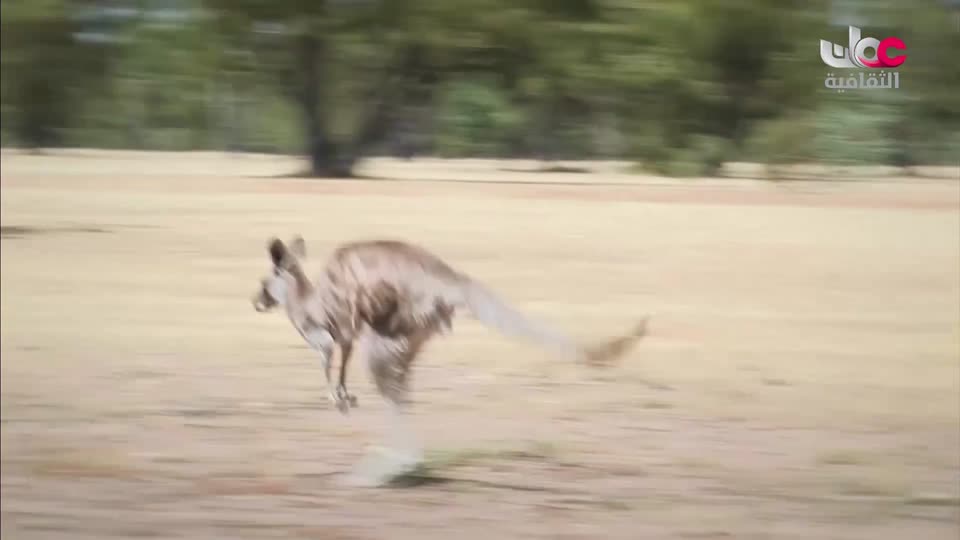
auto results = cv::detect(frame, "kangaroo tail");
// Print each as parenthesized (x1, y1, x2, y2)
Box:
(455, 277, 649, 366)
(580, 317, 649, 367)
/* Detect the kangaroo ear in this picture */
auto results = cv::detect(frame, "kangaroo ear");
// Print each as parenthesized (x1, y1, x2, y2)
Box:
(268, 238, 287, 267)
(289, 235, 306, 259)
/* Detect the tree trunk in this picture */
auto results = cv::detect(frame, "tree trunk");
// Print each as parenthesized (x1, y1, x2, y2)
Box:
(295, 33, 432, 177)
(305, 113, 354, 177)
(296, 31, 354, 177)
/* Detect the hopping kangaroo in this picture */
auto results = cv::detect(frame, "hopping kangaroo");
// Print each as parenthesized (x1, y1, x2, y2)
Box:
(252, 236, 649, 480)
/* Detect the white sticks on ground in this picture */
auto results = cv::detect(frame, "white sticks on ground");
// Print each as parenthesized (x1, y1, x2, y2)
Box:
(251, 236, 649, 485)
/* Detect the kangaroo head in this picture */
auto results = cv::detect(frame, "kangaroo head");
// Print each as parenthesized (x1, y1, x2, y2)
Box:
(252, 235, 309, 313)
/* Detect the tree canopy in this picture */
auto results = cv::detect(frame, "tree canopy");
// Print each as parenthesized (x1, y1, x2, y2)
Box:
(2, 0, 957, 176)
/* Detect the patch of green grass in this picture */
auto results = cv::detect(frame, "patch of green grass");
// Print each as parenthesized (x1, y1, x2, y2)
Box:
(551, 496, 632, 511)
(593, 498, 632, 511)
(815, 449, 875, 466)
(902, 494, 960, 507)
(832, 477, 911, 498)
(671, 457, 729, 473)
(425, 440, 561, 470)
(30, 450, 145, 480)
(640, 400, 674, 410)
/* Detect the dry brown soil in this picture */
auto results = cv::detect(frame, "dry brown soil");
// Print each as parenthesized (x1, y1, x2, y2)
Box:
(2, 151, 958, 539)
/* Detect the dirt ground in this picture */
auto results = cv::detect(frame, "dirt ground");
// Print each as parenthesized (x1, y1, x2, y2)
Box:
(1, 150, 958, 539)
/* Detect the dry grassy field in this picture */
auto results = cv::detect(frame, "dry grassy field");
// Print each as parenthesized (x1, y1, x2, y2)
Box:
(2, 150, 959, 539)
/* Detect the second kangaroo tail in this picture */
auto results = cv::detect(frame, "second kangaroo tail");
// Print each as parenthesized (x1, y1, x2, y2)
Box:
(455, 277, 649, 366)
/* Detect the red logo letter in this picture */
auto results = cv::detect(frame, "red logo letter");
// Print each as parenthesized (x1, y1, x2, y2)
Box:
(878, 37, 906, 67)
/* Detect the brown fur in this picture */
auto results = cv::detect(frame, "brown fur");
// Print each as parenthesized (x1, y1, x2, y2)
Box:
(254, 236, 649, 409)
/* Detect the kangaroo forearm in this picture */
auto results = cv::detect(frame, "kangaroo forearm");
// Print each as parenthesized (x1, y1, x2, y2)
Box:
(339, 341, 353, 388)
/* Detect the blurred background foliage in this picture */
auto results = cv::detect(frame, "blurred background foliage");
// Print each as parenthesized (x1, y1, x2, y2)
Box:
(1, 0, 958, 176)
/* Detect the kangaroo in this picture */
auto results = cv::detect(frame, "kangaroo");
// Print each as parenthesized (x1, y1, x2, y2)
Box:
(251, 236, 649, 484)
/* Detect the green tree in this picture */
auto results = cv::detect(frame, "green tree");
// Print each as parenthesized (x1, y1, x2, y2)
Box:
(1, 0, 111, 148)
(203, 0, 476, 176)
